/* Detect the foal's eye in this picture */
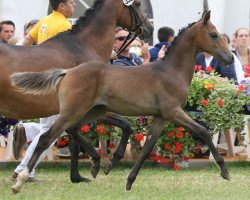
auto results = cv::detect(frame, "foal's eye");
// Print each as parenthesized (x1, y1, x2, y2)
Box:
(210, 32, 218, 39)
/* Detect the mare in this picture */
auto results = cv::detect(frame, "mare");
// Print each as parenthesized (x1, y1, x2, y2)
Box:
(0, 0, 153, 185)
(11, 10, 233, 192)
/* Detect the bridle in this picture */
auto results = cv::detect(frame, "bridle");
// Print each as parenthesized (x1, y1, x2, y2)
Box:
(116, 3, 147, 56)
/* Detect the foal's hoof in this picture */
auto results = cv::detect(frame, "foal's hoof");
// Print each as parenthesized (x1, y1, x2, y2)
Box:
(101, 158, 113, 175)
(221, 172, 230, 181)
(91, 164, 100, 179)
(12, 185, 21, 194)
(71, 176, 92, 183)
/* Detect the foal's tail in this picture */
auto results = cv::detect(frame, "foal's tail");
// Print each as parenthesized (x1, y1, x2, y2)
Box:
(10, 68, 67, 95)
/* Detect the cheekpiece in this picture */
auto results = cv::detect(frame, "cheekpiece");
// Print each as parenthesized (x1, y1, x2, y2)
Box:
(123, 0, 134, 6)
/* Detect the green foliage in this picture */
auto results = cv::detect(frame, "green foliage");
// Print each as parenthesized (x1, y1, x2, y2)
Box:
(187, 71, 250, 134)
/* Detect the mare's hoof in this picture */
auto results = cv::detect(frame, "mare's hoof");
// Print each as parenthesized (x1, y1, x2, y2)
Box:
(71, 176, 91, 183)
(221, 172, 230, 181)
(126, 182, 132, 191)
(91, 164, 100, 179)
(101, 158, 113, 175)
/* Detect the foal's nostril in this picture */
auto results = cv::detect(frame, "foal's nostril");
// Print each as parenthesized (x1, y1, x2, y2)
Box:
(232, 55, 234, 62)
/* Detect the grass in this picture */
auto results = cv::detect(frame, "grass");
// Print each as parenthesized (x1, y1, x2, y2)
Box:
(0, 161, 250, 200)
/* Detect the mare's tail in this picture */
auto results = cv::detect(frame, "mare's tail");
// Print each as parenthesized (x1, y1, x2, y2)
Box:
(10, 68, 67, 95)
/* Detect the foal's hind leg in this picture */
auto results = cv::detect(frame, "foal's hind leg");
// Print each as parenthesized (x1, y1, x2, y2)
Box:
(126, 117, 166, 191)
(171, 109, 229, 180)
(98, 112, 132, 175)
(12, 111, 93, 193)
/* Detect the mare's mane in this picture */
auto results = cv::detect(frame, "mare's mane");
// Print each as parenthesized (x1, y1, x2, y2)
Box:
(44, 0, 105, 40)
(164, 21, 197, 58)
(71, 0, 105, 32)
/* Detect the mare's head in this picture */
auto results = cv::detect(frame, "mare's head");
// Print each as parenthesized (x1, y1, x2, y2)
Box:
(191, 10, 233, 64)
(117, 0, 153, 40)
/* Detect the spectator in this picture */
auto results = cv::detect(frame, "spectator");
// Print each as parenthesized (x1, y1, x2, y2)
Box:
(129, 37, 150, 64)
(0, 20, 15, 43)
(221, 33, 244, 84)
(231, 33, 237, 50)
(12, 0, 76, 182)
(9, 19, 39, 45)
(232, 28, 250, 78)
(113, 27, 149, 66)
(149, 26, 174, 62)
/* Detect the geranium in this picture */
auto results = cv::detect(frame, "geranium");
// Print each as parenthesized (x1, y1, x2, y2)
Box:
(81, 125, 91, 133)
(134, 133, 144, 141)
(155, 123, 196, 170)
(205, 66, 213, 72)
(188, 71, 250, 133)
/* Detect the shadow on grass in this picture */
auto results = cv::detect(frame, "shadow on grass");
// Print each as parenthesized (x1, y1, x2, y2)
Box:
(1, 160, 250, 173)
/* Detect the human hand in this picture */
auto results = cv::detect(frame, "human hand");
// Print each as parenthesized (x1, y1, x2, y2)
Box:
(141, 43, 150, 63)
(157, 45, 167, 60)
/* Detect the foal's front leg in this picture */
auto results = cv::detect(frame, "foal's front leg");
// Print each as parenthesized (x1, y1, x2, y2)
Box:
(171, 109, 229, 180)
(126, 117, 166, 191)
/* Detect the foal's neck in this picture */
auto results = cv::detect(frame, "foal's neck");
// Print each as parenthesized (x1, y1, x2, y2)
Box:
(163, 32, 197, 85)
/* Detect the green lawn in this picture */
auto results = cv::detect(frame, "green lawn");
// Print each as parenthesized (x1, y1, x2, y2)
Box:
(0, 161, 250, 200)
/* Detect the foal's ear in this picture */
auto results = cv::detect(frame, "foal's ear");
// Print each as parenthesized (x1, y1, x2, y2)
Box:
(203, 10, 211, 25)
(201, 10, 208, 19)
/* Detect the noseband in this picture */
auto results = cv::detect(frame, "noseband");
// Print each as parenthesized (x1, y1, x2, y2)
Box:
(116, 4, 147, 56)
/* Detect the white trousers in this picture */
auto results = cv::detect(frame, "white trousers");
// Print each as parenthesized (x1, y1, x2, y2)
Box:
(14, 115, 59, 177)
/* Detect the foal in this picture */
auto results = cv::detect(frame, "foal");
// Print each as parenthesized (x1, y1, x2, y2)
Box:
(11, 10, 233, 192)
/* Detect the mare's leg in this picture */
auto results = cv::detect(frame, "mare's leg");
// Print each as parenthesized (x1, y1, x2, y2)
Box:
(126, 117, 166, 191)
(171, 109, 229, 180)
(68, 133, 91, 183)
(66, 106, 108, 182)
(98, 112, 132, 175)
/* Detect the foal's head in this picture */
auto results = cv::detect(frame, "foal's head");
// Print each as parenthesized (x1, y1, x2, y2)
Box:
(117, 0, 153, 40)
(192, 10, 233, 64)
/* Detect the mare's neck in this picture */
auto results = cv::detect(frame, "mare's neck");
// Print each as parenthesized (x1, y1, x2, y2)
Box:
(75, 0, 118, 61)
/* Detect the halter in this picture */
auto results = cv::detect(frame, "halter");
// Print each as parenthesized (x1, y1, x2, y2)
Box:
(116, 2, 147, 56)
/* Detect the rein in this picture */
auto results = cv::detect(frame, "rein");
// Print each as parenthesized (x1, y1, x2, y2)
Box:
(116, 5, 147, 56)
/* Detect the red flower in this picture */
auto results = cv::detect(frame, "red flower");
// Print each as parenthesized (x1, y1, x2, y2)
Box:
(174, 142, 183, 153)
(176, 127, 184, 132)
(176, 132, 183, 139)
(205, 66, 213, 72)
(164, 143, 171, 150)
(194, 65, 202, 71)
(217, 98, 224, 107)
(172, 163, 181, 171)
(95, 125, 107, 134)
(205, 84, 214, 90)
(201, 99, 209, 105)
(97, 148, 103, 155)
(81, 125, 91, 133)
(109, 143, 116, 149)
(167, 131, 175, 138)
(108, 125, 113, 129)
(134, 133, 144, 141)
(237, 84, 245, 93)
(57, 139, 68, 147)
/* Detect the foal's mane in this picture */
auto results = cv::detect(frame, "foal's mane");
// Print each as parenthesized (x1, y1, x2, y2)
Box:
(71, 0, 104, 32)
(164, 21, 197, 58)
